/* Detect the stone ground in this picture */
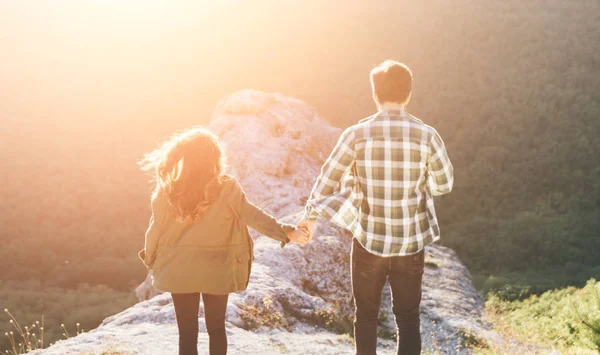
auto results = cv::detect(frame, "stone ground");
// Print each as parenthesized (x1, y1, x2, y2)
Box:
(32, 91, 558, 355)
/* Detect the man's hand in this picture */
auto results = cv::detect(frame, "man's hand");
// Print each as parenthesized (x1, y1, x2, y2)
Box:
(298, 219, 317, 242)
(286, 226, 310, 246)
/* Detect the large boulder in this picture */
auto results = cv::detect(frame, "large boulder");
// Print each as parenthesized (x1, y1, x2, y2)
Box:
(33, 90, 498, 354)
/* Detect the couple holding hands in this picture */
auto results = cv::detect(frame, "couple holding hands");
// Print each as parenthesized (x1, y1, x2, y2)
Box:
(139, 60, 453, 355)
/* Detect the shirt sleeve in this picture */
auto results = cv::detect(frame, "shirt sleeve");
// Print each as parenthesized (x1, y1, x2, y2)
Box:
(427, 128, 454, 196)
(305, 128, 356, 219)
(227, 178, 294, 248)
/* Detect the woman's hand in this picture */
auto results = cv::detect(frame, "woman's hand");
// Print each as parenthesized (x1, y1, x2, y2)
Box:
(286, 226, 310, 246)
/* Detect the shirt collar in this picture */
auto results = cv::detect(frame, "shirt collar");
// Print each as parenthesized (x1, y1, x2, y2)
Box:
(376, 107, 423, 124)
(378, 102, 406, 113)
(381, 109, 405, 117)
(378, 107, 407, 120)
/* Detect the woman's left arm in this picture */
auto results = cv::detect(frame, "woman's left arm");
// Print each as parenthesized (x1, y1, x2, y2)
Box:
(227, 178, 296, 247)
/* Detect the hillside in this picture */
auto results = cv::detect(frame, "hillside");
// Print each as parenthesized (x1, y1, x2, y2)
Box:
(1, 0, 598, 297)
(1, 0, 599, 351)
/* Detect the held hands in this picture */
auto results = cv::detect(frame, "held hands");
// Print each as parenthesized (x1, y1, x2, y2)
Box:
(285, 219, 317, 247)
(286, 226, 311, 246)
(298, 220, 316, 242)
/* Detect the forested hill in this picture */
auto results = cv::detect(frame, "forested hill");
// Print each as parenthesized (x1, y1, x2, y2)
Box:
(0, 0, 599, 348)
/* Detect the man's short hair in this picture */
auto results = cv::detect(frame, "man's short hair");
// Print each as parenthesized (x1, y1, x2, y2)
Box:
(370, 60, 413, 105)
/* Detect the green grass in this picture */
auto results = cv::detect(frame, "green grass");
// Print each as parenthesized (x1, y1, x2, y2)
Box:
(486, 278, 600, 354)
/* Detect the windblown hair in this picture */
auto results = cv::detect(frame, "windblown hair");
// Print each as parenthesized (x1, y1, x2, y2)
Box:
(139, 127, 225, 223)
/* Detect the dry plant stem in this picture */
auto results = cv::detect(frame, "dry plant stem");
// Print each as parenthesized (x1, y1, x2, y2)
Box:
(61, 323, 69, 339)
(6, 331, 18, 355)
(3, 310, 47, 354)
(4, 309, 24, 355)
(4, 310, 23, 336)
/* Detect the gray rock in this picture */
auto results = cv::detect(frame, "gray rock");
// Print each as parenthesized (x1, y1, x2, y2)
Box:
(32, 90, 548, 354)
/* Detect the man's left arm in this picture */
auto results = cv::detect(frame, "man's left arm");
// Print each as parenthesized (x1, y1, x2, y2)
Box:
(427, 128, 454, 196)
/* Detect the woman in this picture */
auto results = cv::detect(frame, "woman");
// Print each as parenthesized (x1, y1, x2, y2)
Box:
(138, 127, 308, 355)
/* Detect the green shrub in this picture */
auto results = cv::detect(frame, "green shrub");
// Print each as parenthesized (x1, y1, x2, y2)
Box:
(573, 282, 600, 350)
(486, 278, 600, 353)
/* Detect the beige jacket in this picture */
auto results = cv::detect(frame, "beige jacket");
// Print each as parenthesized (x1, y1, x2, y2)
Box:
(138, 175, 294, 294)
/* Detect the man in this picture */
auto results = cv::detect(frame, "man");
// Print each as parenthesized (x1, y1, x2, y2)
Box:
(301, 60, 454, 355)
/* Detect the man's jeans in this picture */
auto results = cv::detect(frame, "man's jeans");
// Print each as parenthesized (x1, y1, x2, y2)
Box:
(351, 238, 424, 355)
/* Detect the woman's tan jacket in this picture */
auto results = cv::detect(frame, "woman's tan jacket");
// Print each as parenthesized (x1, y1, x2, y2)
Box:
(138, 175, 294, 295)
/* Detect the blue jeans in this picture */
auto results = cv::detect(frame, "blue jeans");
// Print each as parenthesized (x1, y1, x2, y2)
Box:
(351, 238, 424, 355)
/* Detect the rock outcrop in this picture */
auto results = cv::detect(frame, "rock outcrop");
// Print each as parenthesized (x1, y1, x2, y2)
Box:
(33, 90, 496, 354)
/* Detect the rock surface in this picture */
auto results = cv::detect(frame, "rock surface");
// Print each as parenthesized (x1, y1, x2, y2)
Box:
(33, 90, 506, 354)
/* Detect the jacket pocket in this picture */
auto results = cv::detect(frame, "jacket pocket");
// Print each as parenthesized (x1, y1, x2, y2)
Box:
(234, 250, 252, 290)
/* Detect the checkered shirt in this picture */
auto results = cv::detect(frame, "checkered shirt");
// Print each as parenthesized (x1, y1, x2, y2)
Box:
(305, 109, 454, 256)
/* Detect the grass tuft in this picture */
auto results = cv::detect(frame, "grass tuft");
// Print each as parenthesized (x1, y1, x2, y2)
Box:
(458, 328, 488, 349)
(2, 310, 82, 355)
(239, 296, 290, 331)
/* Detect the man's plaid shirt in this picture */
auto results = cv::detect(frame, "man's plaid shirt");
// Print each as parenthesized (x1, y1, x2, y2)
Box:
(305, 109, 454, 256)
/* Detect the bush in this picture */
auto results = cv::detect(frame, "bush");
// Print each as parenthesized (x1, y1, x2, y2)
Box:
(486, 278, 600, 353)
(239, 296, 290, 331)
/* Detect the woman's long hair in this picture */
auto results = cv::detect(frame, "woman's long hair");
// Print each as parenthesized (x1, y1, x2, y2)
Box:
(139, 127, 225, 223)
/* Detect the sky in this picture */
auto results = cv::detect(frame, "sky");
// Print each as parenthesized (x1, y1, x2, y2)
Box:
(0, 1, 451, 128)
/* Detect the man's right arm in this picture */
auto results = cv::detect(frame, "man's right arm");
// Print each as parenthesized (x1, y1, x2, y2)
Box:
(300, 128, 356, 240)
(304, 127, 356, 220)
(427, 128, 454, 196)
